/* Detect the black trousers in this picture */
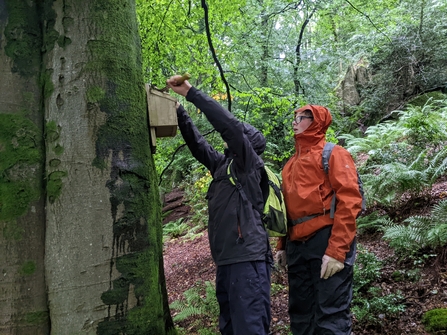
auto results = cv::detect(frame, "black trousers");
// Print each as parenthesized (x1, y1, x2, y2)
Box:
(286, 226, 356, 335)
(215, 260, 271, 335)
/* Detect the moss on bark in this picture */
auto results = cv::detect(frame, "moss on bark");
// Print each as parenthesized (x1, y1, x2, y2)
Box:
(83, 1, 175, 334)
(0, 114, 42, 225)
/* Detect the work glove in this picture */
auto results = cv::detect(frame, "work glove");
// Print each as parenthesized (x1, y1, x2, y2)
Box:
(275, 250, 287, 270)
(320, 254, 344, 279)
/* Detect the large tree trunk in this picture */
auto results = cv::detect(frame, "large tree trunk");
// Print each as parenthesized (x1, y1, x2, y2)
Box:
(1, 1, 175, 334)
(0, 1, 48, 334)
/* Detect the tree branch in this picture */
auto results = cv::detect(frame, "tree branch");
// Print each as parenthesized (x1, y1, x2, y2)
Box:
(201, 0, 232, 112)
(343, 0, 391, 42)
(158, 129, 216, 186)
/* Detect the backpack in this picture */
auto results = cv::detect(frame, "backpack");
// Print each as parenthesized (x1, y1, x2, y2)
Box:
(227, 160, 287, 237)
(290, 142, 366, 226)
(322, 142, 366, 218)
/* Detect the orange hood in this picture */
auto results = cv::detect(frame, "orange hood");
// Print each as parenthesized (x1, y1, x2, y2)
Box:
(294, 104, 332, 150)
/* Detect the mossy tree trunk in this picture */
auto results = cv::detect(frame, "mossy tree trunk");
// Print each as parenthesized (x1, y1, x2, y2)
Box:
(1, 1, 175, 334)
(0, 1, 48, 334)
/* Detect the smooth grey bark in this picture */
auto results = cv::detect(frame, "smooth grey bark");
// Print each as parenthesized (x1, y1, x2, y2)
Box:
(1, 0, 175, 334)
(42, 2, 114, 333)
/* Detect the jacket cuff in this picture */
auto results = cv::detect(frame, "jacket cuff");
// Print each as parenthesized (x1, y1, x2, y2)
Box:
(185, 86, 198, 102)
(176, 104, 187, 117)
(324, 249, 345, 263)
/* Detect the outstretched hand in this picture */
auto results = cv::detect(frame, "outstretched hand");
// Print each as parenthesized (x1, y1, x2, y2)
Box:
(166, 75, 192, 97)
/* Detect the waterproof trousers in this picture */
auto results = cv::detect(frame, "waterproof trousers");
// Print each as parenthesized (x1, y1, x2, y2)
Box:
(286, 226, 356, 335)
(215, 260, 271, 335)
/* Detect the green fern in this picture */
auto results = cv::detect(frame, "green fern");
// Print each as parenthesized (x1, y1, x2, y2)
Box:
(342, 99, 447, 209)
(427, 146, 447, 183)
(340, 120, 407, 156)
(382, 200, 447, 256)
(356, 211, 393, 234)
(163, 218, 189, 238)
(170, 281, 219, 323)
(363, 160, 430, 208)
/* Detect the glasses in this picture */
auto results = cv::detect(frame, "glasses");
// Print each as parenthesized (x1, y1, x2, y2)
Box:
(293, 115, 313, 123)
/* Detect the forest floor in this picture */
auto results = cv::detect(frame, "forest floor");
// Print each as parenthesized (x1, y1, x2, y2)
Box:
(163, 180, 447, 335)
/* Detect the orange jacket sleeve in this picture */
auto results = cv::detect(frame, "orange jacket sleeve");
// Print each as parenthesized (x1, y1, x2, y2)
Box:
(324, 145, 362, 262)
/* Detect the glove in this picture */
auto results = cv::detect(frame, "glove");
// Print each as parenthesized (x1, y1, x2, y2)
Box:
(275, 250, 287, 270)
(320, 254, 344, 279)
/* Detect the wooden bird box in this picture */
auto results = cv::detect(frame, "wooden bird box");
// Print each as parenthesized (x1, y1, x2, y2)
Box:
(145, 84, 178, 150)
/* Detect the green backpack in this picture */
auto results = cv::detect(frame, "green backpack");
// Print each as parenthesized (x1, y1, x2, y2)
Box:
(227, 160, 287, 237)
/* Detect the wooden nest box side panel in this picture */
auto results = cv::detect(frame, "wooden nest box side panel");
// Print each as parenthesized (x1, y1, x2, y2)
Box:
(145, 84, 178, 142)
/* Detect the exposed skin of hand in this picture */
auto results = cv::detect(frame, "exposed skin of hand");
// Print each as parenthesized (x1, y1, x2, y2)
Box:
(166, 75, 192, 97)
(320, 254, 344, 279)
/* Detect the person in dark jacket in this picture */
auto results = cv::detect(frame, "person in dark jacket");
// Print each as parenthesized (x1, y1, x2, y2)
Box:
(166, 75, 272, 335)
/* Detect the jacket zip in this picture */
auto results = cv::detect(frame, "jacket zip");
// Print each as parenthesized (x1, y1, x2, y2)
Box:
(236, 216, 244, 244)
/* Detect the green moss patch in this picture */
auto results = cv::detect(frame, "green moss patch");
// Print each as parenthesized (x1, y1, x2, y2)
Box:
(422, 308, 447, 332)
(87, 86, 106, 103)
(407, 91, 447, 108)
(4, 1, 42, 77)
(2, 221, 24, 241)
(0, 114, 42, 223)
(20, 260, 36, 276)
(101, 277, 130, 305)
(24, 311, 48, 325)
(46, 171, 68, 204)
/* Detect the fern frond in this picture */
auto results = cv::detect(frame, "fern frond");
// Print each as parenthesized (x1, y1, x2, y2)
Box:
(383, 200, 447, 255)
(357, 211, 393, 233)
(169, 280, 219, 323)
(383, 224, 425, 254)
(431, 200, 447, 223)
(427, 147, 447, 182)
(426, 224, 447, 248)
(172, 305, 207, 322)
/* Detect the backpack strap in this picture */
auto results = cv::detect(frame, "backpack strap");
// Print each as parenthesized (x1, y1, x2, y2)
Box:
(228, 160, 274, 263)
(322, 142, 336, 219)
(228, 160, 255, 208)
(228, 160, 265, 218)
(290, 213, 322, 225)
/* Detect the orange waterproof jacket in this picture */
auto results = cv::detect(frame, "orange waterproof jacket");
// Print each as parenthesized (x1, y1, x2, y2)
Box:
(278, 105, 362, 263)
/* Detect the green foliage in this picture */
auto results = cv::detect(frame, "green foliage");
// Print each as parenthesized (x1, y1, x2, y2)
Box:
(356, 211, 393, 234)
(391, 268, 421, 283)
(232, 88, 303, 167)
(163, 218, 189, 239)
(353, 245, 406, 327)
(382, 200, 447, 258)
(360, 0, 447, 124)
(342, 99, 447, 210)
(270, 282, 286, 296)
(364, 158, 429, 208)
(352, 287, 405, 327)
(163, 218, 203, 241)
(354, 245, 382, 294)
(422, 308, 447, 332)
(170, 280, 219, 333)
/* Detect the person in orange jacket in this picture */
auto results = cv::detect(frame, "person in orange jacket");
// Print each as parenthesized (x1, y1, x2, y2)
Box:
(276, 104, 363, 334)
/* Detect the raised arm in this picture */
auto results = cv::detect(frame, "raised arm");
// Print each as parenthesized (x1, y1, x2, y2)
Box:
(166, 75, 260, 171)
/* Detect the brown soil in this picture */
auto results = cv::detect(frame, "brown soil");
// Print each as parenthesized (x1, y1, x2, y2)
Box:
(163, 180, 447, 335)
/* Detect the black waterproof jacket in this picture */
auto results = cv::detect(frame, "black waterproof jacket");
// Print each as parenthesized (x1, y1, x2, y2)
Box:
(176, 87, 271, 266)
